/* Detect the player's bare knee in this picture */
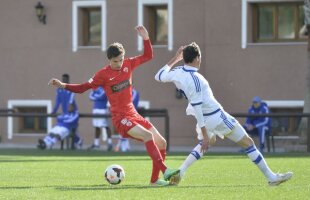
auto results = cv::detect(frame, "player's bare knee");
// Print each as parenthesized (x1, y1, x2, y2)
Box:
(238, 135, 254, 148)
(156, 137, 167, 149)
(141, 130, 153, 142)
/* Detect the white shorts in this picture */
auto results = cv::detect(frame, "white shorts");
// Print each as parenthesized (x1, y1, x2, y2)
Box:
(92, 109, 109, 127)
(50, 126, 70, 140)
(196, 110, 247, 143)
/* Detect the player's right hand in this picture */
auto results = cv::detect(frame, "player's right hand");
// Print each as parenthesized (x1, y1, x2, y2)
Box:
(48, 78, 64, 88)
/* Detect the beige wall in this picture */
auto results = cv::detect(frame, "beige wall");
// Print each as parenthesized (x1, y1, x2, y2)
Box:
(0, 0, 306, 147)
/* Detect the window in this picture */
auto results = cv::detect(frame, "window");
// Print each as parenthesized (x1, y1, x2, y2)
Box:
(138, 0, 173, 50)
(7, 100, 52, 139)
(252, 2, 306, 42)
(144, 5, 168, 45)
(72, 1, 106, 51)
(17, 107, 47, 133)
(81, 7, 101, 46)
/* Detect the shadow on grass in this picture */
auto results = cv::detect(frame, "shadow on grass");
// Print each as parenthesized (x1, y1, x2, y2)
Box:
(55, 184, 261, 191)
(0, 184, 261, 191)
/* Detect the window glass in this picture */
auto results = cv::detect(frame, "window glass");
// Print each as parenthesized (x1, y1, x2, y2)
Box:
(299, 5, 307, 38)
(155, 8, 168, 43)
(278, 5, 295, 39)
(24, 117, 35, 129)
(88, 9, 101, 45)
(258, 6, 274, 40)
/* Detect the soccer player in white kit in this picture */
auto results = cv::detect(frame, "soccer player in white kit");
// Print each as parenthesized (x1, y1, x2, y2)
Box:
(155, 42, 293, 186)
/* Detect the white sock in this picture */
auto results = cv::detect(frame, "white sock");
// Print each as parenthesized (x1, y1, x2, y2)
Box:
(120, 139, 127, 152)
(245, 145, 276, 181)
(94, 138, 100, 146)
(101, 128, 107, 141)
(107, 138, 112, 145)
(179, 142, 204, 177)
(44, 136, 57, 148)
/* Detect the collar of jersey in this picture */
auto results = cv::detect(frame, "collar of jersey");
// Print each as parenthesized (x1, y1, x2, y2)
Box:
(182, 65, 198, 72)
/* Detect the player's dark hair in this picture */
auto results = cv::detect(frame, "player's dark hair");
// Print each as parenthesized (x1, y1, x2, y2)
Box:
(183, 42, 201, 64)
(62, 73, 70, 83)
(107, 42, 125, 59)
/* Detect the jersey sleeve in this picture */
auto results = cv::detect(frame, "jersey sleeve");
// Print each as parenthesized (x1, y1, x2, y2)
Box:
(129, 39, 153, 70)
(154, 65, 177, 82)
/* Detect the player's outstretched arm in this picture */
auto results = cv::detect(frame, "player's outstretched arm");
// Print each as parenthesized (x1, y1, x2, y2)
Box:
(48, 78, 66, 89)
(48, 78, 92, 94)
(135, 25, 149, 40)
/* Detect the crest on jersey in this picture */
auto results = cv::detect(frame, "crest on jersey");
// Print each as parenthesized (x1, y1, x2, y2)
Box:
(123, 67, 128, 73)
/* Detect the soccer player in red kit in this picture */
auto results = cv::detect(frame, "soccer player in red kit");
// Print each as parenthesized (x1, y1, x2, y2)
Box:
(48, 26, 180, 186)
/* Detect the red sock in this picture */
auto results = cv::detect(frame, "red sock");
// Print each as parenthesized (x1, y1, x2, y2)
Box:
(150, 149, 166, 183)
(145, 140, 167, 180)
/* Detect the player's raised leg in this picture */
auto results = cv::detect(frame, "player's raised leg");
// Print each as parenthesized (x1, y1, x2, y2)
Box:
(127, 125, 180, 186)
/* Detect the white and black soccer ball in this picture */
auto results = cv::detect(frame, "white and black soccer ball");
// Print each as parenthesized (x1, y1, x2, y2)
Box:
(104, 164, 125, 185)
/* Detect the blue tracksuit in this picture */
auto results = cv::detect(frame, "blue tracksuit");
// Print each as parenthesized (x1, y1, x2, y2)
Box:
(244, 102, 271, 151)
(132, 88, 140, 110)
(89, 87, 108, 109)
(56, 110, 79, 130)
(52, 88, 78, 114)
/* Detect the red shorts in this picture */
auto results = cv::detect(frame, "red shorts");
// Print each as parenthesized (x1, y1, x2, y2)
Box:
(112, 112, 153, 140)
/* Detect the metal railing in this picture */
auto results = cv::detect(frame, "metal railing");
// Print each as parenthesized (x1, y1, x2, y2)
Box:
(0, 108, 171, 151)
(231, 112, 310, 152)
(1, 110, 310, 152)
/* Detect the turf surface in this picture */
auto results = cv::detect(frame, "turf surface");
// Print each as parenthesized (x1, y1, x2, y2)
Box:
(0, 149, 309, 200)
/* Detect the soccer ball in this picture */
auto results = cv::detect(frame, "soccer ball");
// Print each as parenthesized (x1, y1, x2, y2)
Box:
(104, 164, 125, 185)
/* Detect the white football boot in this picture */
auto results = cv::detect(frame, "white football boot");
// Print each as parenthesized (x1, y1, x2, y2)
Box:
(268, 172, 293, 186)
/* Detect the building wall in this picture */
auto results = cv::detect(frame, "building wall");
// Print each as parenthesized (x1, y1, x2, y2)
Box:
(0, 0, 306, 147)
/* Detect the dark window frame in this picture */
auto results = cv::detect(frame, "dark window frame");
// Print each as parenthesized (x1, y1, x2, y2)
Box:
(144, 5, 168, 45)
(17, 107, 47, 133)
(252, 2, 306, 43)
(81, 7, 101, 46)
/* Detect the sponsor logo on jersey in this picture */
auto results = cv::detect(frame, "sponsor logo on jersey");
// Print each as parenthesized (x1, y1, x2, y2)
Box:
(111, 79, 130, 93)
(123, 67, 128, 73)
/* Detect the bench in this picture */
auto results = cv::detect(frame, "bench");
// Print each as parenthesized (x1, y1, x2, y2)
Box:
(267, 134, 300, 152)
(60, 128, 77, 150)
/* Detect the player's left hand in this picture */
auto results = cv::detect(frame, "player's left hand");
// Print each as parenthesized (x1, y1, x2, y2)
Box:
(200, 137, 209, 153)
(135, 25, 149, 40)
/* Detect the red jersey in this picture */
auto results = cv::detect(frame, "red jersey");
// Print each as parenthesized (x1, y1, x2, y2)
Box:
(66, 40, 153, 117)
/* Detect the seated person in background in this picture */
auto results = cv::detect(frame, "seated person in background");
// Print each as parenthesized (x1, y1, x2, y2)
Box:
(37, 104, 80, 150)
(244, 96, 271, 153)
(88, 86, 113, 151)
(114, 87, 140, 152)
(51, 73, 82, 148)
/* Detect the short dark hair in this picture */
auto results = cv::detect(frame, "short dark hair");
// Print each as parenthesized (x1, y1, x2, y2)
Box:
(183, 42, 201, 64)
(107, 42, 125, 59)
(62, 74, 69, 83)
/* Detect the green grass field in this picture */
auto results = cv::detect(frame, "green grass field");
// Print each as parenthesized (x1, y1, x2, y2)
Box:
(0, 149, 309, 200)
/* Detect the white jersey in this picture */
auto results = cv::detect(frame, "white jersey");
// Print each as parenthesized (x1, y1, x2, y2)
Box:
(155, 64, 223, 128)
(155, 64, 246, 142)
